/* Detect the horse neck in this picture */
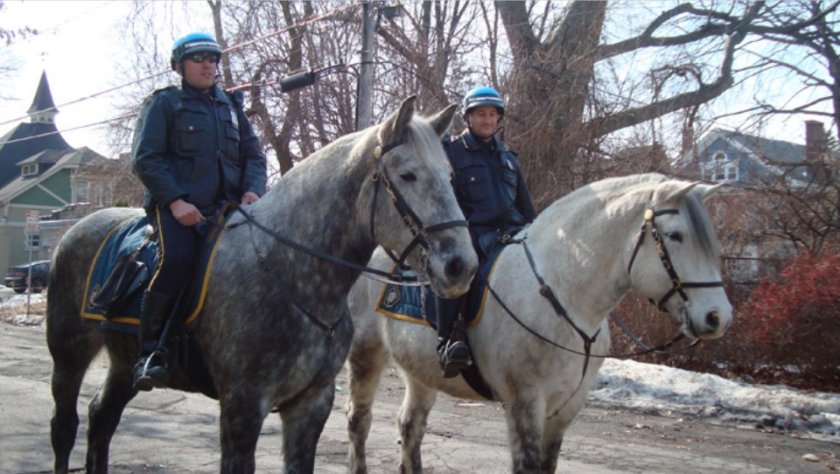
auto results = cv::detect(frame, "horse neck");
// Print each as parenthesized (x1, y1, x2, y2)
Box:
(524, 188, 647, 325)
(241, 130, 378, 304)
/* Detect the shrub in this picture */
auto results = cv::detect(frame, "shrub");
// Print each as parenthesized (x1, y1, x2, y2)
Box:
(745, 250, 840, 377)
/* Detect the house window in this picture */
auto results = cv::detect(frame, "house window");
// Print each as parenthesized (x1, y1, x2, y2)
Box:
(24, 233, 40, 250)
(72, 180, 89, 203)
(21, 164, 38, 177)
(703, 150, 738, 183)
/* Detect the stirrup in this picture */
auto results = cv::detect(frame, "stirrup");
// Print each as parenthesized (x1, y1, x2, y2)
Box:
(133, 350, 170, 391)
(439, 340, 472, 378)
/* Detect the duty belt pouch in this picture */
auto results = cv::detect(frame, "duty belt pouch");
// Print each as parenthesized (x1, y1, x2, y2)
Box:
(89, 240, 151, 319)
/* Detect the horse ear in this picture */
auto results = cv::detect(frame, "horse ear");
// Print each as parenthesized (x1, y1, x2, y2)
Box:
(694, 182, 725, 203)
(663, 181, 700, 203)
(428, 103, 457, 137)
(380, 95, 416, 148)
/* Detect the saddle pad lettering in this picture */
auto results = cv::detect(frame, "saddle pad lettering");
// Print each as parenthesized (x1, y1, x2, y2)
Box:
(375, 248, 505, 328)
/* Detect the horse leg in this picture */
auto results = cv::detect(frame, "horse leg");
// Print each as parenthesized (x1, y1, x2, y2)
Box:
(85, 357, 137, 474)
(504, 395, 546, 474)
(219, 389, 267, 474)
(346, 338, 388, 474)
(48, 327, 102, 474)
(279, 383, 335, 473)
(397, 377, 437, 474)
(540, 416, 566, 474)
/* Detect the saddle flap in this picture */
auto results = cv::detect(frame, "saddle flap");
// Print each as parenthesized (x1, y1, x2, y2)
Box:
(89, 253, 150, 319)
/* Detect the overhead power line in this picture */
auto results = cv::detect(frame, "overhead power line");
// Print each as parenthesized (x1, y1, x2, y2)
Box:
(0, 3, 358, 147)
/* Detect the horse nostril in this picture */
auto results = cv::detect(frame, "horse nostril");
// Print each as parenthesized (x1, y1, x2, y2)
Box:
(706, 310, 720, 329)
(445, 256, 464, 280)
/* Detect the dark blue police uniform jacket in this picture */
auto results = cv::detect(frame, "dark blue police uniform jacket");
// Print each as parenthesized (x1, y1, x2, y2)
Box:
(131, 82, 267, 215)
(444, 130, 536, 258)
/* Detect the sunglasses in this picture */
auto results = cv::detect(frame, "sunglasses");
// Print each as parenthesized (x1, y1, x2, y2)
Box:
(187, 53, 220, 64)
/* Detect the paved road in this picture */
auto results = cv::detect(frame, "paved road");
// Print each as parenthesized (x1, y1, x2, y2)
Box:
(0, 318, 836, 473)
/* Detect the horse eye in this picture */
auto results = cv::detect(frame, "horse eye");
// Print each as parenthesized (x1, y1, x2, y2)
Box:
(400, 172, 417, 182)
(667, 232, 683, 243)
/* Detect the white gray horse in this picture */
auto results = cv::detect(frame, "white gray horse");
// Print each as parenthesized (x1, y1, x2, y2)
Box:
(346, 173, 733, 473)
(46, 96, 478, 473)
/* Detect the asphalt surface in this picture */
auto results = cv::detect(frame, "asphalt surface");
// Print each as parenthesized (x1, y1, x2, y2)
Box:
(0, 299, 837, 473)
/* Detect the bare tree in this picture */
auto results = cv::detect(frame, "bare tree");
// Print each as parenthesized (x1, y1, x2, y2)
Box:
(0, 1, 38, 98)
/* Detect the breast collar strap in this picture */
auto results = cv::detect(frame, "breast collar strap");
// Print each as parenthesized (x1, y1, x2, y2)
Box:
(521, 240, 599, 379)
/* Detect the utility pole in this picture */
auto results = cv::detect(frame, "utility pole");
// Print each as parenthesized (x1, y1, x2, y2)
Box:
(356, 1, 376, 131)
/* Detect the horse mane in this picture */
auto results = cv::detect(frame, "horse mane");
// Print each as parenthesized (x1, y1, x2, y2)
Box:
(681, 191, 720, 261)
(401, 116, 452, 173)
(534, 173, 719, 261)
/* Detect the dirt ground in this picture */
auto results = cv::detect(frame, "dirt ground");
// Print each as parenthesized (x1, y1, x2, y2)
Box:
(1, 314, 837, 473)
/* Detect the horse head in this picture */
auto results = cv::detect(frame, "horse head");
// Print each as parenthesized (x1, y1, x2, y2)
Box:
(628, 180, 732, 340)
(367, 96, 477, 298)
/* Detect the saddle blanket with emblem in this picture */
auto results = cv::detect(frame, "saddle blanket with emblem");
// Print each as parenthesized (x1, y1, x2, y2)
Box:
(80, 213, 230, 334)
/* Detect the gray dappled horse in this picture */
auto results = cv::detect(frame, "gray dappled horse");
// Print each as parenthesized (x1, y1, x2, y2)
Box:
(346, 174, 733, 473)
(46, 96, 478, 474)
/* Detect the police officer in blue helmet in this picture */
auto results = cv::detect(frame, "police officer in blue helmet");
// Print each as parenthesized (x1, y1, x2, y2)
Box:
(436, 86, 536, 377)
(130, 32, 267, 390)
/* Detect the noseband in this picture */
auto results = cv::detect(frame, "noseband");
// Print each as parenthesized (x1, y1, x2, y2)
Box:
(369, 141, 468, 270)
(627, 208, 724, 312)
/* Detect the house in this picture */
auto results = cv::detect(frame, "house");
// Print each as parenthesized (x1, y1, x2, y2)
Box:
(679, 121, 834, 282)
(678, 121, 827, 185)
(0, 71, 108, 271)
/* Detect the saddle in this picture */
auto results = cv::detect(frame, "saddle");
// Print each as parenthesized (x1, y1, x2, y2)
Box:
(376, 231, 515, 329)
(81, 209, 232, 334)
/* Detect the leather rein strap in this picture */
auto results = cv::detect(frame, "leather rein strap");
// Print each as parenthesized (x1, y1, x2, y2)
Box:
(229, 139, 467, 286)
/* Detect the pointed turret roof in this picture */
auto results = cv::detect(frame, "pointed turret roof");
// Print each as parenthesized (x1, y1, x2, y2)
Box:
(0, 72, 71, 188)
(27, 71, 57, 115)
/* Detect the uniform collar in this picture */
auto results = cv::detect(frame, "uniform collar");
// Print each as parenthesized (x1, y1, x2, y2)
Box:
(181, 81, 230, 104)
(460, 129, 503, 152)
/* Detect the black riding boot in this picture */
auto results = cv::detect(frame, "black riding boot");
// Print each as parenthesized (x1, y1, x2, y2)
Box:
(133, 290, 175, 391)
(435, 296, 472, 378)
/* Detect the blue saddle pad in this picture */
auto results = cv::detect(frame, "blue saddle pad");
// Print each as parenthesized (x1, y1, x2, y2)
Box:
(375, 246, 505, 328)
(80, 212, 231, 334)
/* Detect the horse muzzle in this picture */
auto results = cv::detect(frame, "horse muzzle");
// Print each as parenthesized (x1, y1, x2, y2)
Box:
(678, 300, 733, 340)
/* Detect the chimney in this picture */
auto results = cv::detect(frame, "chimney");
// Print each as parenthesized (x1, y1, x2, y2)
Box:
(805, 120, 825, 161)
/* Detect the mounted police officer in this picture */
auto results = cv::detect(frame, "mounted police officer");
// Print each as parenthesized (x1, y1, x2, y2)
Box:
(131, 32, 267, 391)
(436, 86, 536, 377)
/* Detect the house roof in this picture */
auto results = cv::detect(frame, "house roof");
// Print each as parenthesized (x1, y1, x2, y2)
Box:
(682, 128, 806, 165)
(0, 123, 72, 188)
(0, 71, 72, 189)
(724, 131, 806, 164)
(0, 147, 102, 204)
(27, 71, 58, 115)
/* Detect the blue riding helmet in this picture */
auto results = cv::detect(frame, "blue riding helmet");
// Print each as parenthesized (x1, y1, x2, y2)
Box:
(461, 86, 505, 118)
(170, 32, 223, 70)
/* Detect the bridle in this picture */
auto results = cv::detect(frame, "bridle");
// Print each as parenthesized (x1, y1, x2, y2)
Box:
(488, 205, 725, 364)
(369, 141, 468, 271)
(482, 205, 721, 410)
(627, 207, 725, 313)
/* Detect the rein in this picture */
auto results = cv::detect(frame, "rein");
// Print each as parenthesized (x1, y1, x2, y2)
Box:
(228, 139, 467, 287)
(484, 206, 715, 417)
(231, 205, 421, 285)
(487, 205, 724, 365)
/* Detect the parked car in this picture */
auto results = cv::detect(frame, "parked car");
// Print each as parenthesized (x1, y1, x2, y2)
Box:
(4, 260, 50, 294)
